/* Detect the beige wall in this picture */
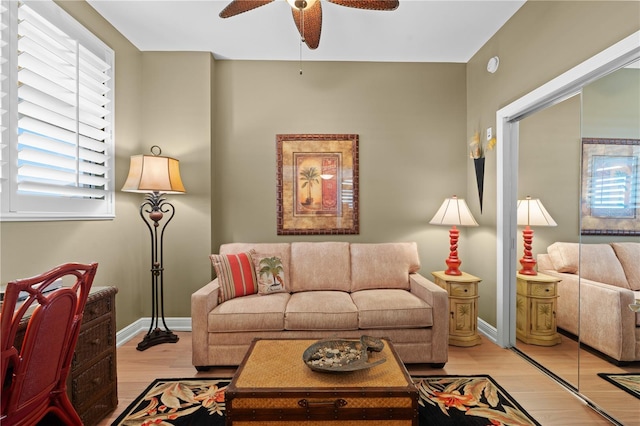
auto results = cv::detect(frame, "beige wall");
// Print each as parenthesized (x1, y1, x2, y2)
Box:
(0, 3, 213, 330)
(466, 0, 640, 326)
(138, 51, 213, 317)
(583, 67, 640, 139)
(212, 61, 468, 275)
(3, 1, 638, 334)
(0, 1, 145, 330)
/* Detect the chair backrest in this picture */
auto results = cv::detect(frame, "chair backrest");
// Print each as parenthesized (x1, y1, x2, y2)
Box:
(1, 262, 98, 421)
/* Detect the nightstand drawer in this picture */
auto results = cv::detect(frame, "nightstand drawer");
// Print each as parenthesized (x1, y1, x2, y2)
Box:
(449, 282, 478, 297)
(527, 282, 557, 297)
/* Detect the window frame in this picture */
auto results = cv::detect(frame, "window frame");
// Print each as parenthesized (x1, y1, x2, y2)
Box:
(1, 0, 115, 221)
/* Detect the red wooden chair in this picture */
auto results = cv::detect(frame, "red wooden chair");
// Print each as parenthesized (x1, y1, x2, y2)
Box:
(1, 262, 98, 426)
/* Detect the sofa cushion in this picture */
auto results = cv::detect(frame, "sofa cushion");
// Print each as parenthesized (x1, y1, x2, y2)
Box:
(251, 250, 288, 295)
(611, 243, 640, 291)
(351, 289, 433, 329)
(547, 242, 579, 273)
(547, 242, 629, 289)
(350, 242, 420, 292)
(208, 292, 289, 332)
(579, 244, 630, 289)
(289, 242, 351, 292)
(210, 252, 258, 303)
(285, 291, 358, 330)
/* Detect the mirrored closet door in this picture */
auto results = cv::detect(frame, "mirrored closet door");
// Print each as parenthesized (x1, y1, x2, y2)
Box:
(498, 32, 640, 426)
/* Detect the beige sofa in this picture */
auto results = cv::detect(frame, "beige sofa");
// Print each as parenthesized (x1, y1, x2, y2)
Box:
(191, 242, 449, 370)
(537, 242, 640, 363)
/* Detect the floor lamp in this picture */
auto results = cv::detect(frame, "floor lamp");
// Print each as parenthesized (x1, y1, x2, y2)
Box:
(122, 146, 186, 351)
(517, 196, 557, 275)
(429, 195, 478, 276)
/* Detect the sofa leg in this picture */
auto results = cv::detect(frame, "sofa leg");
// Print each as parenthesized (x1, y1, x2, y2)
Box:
(195, 366, 210, 372)
(430, 362, 446, 369)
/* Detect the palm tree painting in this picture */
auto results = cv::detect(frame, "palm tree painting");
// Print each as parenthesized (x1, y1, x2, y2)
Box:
(258, 256, 284, 292)
(299, 167, 320, 206)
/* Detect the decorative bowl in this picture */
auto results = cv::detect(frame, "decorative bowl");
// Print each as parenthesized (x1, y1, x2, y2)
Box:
(302, 335, 386, 373)
(629, 299, 640, 313)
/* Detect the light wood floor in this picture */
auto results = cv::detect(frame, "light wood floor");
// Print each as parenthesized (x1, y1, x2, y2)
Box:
(98, 332, 615, 426)
(518, 334, 640, 426)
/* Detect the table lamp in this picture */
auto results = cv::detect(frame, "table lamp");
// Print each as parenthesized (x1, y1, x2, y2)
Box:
(429, 196, 478, 276)
(517, 196, 557, 275)
(122, 145, 186, 351)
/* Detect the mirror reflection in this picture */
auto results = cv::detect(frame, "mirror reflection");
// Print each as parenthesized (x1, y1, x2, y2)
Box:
(514, 59, 639, 425)
(516, 94, 582, 389)
(578, 58, 640, 425)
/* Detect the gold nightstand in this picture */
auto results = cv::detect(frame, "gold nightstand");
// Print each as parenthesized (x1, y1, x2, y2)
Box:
(431, 271, 482, 347)
(516, 272, 562, 346)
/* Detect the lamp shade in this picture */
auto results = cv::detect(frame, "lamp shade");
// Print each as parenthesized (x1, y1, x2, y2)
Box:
(429, 196, 479, 227)
(517, 196, 556, 227)
(122, 154, 186, 194)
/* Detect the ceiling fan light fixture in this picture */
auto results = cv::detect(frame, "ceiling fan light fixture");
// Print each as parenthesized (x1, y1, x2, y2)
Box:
(287, 0, 318, 10)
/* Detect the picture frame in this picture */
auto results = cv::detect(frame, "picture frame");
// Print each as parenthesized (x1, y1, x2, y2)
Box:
(581, 138, 640, 235)
(276, 134, 359, 235)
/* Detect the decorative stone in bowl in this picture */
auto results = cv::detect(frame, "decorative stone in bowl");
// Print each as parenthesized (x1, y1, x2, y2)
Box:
(302, 335, 386, 373)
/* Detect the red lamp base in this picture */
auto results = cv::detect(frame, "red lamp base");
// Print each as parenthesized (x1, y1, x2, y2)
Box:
(518, 225, 538, 276)
(444, 225, 462, 276)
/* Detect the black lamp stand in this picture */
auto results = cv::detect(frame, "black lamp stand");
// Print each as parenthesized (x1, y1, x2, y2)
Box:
(136, 191, 179, 351)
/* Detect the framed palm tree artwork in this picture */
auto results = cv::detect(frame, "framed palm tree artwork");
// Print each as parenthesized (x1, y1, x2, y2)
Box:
(277, 134, 359, 235)
(581, 138, 640, 236)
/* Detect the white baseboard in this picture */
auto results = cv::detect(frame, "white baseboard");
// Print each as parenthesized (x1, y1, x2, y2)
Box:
(116, 317, 192, 347)
(478, 318, 497, 344)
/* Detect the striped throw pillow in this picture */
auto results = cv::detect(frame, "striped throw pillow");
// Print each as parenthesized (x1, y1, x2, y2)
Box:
(210, 252, 258, 303)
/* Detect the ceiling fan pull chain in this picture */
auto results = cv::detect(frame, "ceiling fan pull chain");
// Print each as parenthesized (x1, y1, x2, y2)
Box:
(299, 7, 304, 75)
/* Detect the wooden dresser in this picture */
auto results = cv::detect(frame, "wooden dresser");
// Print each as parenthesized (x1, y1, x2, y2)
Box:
(12, 286, 118, 425)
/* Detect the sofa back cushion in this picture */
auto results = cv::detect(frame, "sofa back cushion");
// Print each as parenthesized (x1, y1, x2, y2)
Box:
(290, 242, 351, 292)
(220, 243, 291, 293)
(350, 242, 420, 292)
(611, 242, 640, 291)
(547, 242, 580, 273)
(547, 242, 629, 289)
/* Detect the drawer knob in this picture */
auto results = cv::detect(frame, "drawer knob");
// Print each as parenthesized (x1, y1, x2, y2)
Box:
(91, 338, 101, 345)
(92, 377, 103, 385)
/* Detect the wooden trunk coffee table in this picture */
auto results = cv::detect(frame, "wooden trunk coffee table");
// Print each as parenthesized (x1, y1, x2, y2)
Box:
(225, 338, 418, 425)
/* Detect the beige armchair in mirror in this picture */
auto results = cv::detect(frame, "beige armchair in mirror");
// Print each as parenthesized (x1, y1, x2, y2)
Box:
(506, 48, 640, 425)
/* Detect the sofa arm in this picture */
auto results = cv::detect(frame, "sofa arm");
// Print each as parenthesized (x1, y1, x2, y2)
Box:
(409, 273, 449, 363)
(578, 279, 636, 362)
(191, 279, 220, 367)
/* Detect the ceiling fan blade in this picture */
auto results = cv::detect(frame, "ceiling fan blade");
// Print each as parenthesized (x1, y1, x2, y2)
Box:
(328, 0, 399, 11)
(291, 1, 322, 50)
(219, 0, 275, 18)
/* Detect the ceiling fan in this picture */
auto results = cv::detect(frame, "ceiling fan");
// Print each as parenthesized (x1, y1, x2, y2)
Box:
(219, 0, 400, 50)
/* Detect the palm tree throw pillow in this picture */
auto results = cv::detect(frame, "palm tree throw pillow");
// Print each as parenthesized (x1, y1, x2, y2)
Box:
(250, 250, 287, 295)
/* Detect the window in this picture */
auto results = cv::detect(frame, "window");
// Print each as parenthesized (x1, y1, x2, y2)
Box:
(1, 0, 115, 221)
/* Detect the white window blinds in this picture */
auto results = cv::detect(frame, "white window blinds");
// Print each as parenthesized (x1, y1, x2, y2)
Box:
(1, 0, 115, 220)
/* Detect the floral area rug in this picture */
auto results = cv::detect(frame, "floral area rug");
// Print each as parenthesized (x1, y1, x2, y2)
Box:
(111, 375, 540, 426)
(597, 373, 640, 399)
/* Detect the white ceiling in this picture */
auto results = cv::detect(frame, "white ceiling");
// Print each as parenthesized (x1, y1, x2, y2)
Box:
(86, 0, 526, 63)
